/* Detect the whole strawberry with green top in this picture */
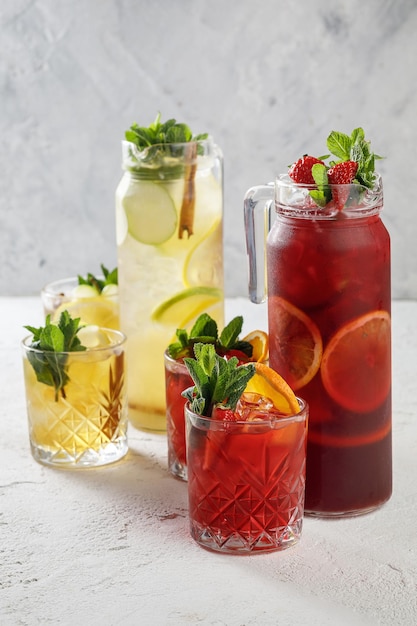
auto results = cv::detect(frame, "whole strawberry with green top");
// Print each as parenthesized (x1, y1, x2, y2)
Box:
(288, 128, 381, 210)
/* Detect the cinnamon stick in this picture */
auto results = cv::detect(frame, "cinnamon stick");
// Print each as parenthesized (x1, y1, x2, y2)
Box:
(178, 142, 197, 238)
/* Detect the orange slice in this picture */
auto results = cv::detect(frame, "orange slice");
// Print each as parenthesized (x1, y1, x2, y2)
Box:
(242, 330, 269, 363)
(268, 296, 322, 390)
(321, 310, 391, 413)
(244, 362, 301, 415)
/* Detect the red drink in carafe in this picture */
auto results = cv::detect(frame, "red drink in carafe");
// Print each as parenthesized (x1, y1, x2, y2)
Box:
(266, 176, 391, 516)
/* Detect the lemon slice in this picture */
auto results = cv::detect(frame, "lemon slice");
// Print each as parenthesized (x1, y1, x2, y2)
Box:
(121, 182, 177, 245)
(52, 298, 119, 330)
(182, 219, 223, 287)
(77, 325, 111, 348)
(151, 286, 222, 327)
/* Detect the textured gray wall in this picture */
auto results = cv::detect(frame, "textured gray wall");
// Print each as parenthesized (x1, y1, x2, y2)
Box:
(1, 0, 416, 298)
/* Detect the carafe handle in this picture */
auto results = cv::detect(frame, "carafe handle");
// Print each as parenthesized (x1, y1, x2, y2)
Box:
(244, 183, 274, 304)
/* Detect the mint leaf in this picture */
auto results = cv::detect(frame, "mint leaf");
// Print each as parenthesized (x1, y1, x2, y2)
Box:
(348, 128, 380, 189)
(327, 131, 351, 161)
(101, 264, 118, 285)
(219, 316, 243, 348)
(78, 264, 118, 293)
(190, 313, 218, 340)
(311, 163, 328, 186)
(166, 123, 192, 143)
(42, 324, 65, 352)
(125, 114, 206, 150)
(350, 127, 365, 145)
(167, 313, 253, 360)
(182, 343, 255, 416)
(24, 312, 86, 401)
(310, 163, 332, 207)
(324, 127, 382, 192)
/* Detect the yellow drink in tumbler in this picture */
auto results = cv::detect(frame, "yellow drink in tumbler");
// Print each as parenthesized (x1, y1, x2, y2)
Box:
(22, 320, 128, 468)
(116, 116, 224, 431)
(41, 266, 120, 330)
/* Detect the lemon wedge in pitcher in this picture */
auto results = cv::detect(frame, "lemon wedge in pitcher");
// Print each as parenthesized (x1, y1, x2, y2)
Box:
(151, 286, 222, 327)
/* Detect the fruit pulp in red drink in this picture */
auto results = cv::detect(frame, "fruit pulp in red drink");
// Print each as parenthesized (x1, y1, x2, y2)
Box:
(267, 214, 392, 515)
(186, 395, 308, 553)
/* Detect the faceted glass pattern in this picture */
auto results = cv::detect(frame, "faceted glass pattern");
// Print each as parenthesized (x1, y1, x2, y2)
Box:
(22, 330, 128, 468)
(186, 401, 308, 554)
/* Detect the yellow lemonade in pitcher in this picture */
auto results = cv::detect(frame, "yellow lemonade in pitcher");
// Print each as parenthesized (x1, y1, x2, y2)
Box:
(116, 115, 224, 431)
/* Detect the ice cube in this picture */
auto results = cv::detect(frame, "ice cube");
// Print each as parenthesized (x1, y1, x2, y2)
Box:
(235, 392, 274, 422)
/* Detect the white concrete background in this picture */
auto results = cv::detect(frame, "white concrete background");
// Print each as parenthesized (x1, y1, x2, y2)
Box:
(1, 0, 416, 298)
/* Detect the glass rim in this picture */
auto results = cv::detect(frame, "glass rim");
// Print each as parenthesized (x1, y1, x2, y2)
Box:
(164, 348, 180, 361)
(41, 275, 109, 295)
(274, 172, 383, 218)
(22, 327, 127, 354)
(185, 397, 308, 428)
(121, 136, 220, 175)
(275, 171, 383, 192)
(164, 349, 189, 366)
(121, 136, 215, 151)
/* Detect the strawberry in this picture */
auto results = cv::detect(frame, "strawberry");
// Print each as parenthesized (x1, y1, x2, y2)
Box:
(212, 406, 237, 422)
(288, 155, 325, 184)
(217, 347, 250, 364)
(327, 160, 358, 210)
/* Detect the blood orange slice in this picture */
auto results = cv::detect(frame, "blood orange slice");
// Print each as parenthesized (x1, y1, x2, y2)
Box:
(268, 297, 322, 390)
(321, 310, 391, 413)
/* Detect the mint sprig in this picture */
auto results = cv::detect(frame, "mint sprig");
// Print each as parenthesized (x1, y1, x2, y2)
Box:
(124, 113, 209, 183)
(24, 311, 86, 401)
(326, 127, 382, 189)
(125, 112, 208, 149)
(78, 264, 118, 293)
(182, 344, 255, 417)
(305, 128, 382, 209)
(167, 313, 253, 360)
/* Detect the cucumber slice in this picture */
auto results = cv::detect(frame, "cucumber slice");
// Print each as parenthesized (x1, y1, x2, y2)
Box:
(122, 182, 177, 245)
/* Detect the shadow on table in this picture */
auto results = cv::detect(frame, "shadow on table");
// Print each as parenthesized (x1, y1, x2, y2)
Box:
(42, 428, 189, 530)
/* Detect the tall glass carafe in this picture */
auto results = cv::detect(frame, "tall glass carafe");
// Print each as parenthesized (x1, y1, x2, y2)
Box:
(244, 174, 391, 517)
(116, 138, 224, 432)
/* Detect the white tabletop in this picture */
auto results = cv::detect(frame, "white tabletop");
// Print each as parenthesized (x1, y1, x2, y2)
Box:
(1, 297, 416, 626)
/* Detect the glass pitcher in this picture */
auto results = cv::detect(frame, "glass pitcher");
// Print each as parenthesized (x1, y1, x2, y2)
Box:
(116, 138, 224, 432)
(244, 174, 392, 517)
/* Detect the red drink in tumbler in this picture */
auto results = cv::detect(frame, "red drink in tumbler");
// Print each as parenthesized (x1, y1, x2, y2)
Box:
(164, 315, 268, 481)
(186, 394, 308, 553)
(165, 354, 191, 480)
